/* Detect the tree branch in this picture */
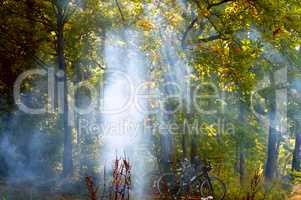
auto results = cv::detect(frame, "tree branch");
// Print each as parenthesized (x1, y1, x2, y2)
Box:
(207, 0, 233, 9)
(182, 0, 227, 50)
(198, 34, 221, 42)
(182, 19, 221, 49)
(181, 17, 198, 49)
(32, 55, 50, 70)
(3, 6, 53, 28)
(115, 0, 126, 23)
(193, 0, 202, 10)
(63, 6, 76, 23)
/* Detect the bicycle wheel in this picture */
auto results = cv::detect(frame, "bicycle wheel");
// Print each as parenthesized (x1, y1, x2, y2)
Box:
(200, 176, 226, 200)
(188, 179, 202, 197)
(157, 173, 179, 197)
(147, 171, 161, 195)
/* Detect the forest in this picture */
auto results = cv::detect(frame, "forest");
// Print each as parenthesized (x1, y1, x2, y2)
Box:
(1, 0, 301, 199)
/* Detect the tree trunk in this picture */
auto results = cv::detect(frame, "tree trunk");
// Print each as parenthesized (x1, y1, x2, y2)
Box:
(236, 99, 245, 185)
(183, 115, 192, 159)
(181, 132, 188, 158)
(239, 150, 245, 184)
(56, 5, 73, 176)
(160, 133, 173, 169)
(191, 133, 197, 161)
(264, 126, 279, 181)
(292, 127, 301, 171)
(264, 75, 279, 182)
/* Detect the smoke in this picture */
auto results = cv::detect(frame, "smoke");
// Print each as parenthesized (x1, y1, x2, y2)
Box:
(0, 74, 62, 184)
(101, 28, 152, 196)
(145, 1, 192, 163)
(0, 116, 61, 183)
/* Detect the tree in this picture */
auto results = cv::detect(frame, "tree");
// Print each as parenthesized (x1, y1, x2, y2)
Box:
(264, 73, 279, 181)
(52, 0, 74, 176)
(292, 123, 301, 171)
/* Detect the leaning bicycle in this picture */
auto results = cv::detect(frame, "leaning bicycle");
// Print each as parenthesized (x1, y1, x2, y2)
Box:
(157, 159, 226, 200)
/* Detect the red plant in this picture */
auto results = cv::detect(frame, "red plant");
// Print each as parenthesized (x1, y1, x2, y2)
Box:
(85, 176, 98, 200)
(111, 155, 131, 200)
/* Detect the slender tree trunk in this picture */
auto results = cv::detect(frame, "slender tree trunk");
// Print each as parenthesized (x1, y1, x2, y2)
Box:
(295, 49, 301, 172)
(190, 133, 197, 160)
(56, 6, 73, 176)
(74, 61, 83, 175)
(236, 99, 245, 185)
(183, 114, 192, 159)
(265, 75, 279, 182)
(73, 61, 82, 143)
(160, 133, 173, 169)
(292, 125, 301, 171)
(239, 102, 245, 185)
(265, 126, 279, 181)
(181, 132, 188, 158)
(239, 150, 245, 184)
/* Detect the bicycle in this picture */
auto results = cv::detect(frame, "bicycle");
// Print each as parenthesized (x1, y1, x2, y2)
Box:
(157, 159, 226, 200)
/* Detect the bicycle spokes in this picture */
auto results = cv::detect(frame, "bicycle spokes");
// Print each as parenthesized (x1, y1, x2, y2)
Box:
(201, 177, 226, 200)
(158, 173, 179, 196)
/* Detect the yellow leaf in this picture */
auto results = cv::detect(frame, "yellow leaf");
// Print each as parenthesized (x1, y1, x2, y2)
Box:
(136, 19, 154, 31)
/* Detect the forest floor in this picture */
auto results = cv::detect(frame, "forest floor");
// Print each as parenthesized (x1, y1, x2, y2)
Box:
(0, 178, 297, 200)
(288, 185, 301, 200)
(0, 178, 87, 200)
(0, 180, 202, 200)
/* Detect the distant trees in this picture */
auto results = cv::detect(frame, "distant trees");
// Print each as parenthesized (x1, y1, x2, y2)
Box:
(0, 0, 48, 108)
(0, 0, 105, 177)
(183, 0, 301, 184)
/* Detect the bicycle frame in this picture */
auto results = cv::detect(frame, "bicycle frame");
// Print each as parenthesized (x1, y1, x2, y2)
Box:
(176, 166, 213, 196)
